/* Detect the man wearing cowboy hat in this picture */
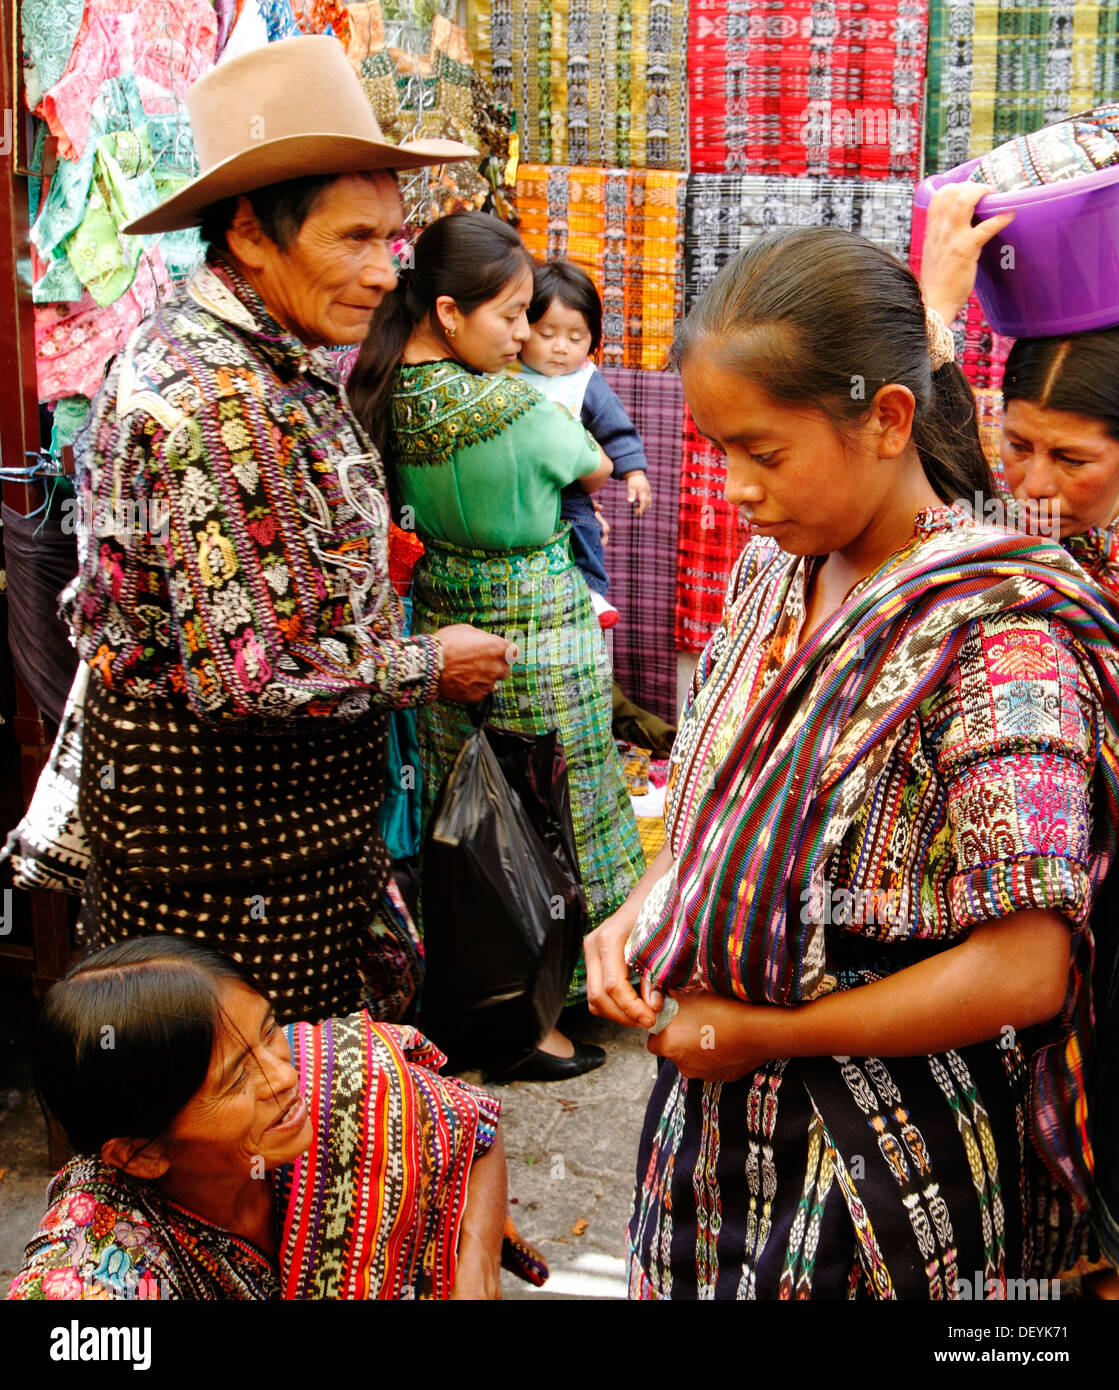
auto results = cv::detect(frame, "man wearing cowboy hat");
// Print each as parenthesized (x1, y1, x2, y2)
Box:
(65, 36, 515, 1024)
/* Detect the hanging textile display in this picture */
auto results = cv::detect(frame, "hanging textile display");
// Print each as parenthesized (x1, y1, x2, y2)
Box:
(23, 1, 213, 407)
(348, 0, 459, 56)
(516, 165, 686, 369)
(345, 9, 519, 225)
(20, 0, 86, 112)
(684, 173, 915, 312)
(36, 0, 218, 163)
(923, 0, 1119, 174)
(34, 254, 171, 403)
(673, 410, 750, 654)
(687, 0, 929, 178)
(974, 387, 1007, 482)
(596, 368, 684, 725)
(468, 0, 689, 169)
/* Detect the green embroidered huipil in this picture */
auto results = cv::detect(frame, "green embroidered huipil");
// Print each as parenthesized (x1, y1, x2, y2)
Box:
(390, 360, 601, 546)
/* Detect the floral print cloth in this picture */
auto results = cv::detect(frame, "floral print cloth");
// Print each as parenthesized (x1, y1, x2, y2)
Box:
(20, 0, 86, 113)
(8, 1160, 280, 1301)
(39, 0, 216, 163)
(34, 248, 171, 402)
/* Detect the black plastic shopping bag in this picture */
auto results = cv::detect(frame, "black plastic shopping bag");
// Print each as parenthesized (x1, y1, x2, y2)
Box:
(420, 710, 587, 1066)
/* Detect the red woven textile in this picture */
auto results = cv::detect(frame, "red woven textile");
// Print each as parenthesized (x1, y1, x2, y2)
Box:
(688, 0, 929, 179)
(673, 407, 750, 654)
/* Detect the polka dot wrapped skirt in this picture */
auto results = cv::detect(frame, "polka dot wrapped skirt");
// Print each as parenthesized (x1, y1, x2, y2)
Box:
(77, 678, 421, 1025)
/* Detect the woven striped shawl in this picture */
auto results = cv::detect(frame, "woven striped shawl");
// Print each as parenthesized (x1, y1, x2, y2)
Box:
(630, 521, 1119, 1212)
(630, 523, 1119, 1005)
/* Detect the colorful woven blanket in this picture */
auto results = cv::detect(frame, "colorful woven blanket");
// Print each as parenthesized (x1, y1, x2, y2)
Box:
(278, 1013, 501, 1299)
(598, 367, 684, 724)
(516, 165, 686, 370)
(968, 101, 1119, 189)
(684, 173, 915, 314)
(924, 0, 1119, 174)
(469, 0, 688, 167)
(688, 0, 928, 178)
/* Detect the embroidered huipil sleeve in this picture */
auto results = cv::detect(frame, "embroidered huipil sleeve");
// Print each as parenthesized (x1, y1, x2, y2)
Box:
(70, 286, 443, 722)
(928, 610, 1111, 1207)
(930, 612, 1100, 929)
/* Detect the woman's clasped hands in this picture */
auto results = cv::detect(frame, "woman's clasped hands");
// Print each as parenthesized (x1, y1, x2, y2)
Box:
(584, 909, 780, 1083)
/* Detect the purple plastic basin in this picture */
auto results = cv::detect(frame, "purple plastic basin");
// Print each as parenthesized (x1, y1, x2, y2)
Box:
(914, 156, 1119, 338)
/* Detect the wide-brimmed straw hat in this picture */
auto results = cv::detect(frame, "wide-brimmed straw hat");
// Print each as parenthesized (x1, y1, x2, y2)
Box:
(124, 35, 477, 235)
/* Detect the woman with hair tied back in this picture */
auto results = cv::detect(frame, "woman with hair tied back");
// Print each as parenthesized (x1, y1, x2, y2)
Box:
(349, 212, 644, 1082)
(584, 227, 1119, 1299)
(8, 937, 522, 1301)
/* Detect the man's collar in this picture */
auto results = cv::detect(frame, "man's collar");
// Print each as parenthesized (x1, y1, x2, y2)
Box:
(188, 250, 340, 382)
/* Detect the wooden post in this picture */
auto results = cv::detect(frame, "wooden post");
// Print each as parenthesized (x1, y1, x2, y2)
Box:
(0, 0, 76, 1010)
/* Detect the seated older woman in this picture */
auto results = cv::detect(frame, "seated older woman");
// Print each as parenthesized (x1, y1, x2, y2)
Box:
(8, 937, 514, 1300)
(68, 36, 514, 1027)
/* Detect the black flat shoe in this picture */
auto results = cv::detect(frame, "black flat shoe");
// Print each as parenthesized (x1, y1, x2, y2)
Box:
(486, 1042, 606, 1084)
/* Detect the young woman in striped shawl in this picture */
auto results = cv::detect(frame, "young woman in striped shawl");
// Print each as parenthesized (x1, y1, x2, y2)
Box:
(586, 227, 1119, 1300)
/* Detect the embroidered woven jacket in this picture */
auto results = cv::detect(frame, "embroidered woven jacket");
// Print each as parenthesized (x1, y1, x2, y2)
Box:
(628, 508, 1119, 1216)
(64, 251, 442, 722)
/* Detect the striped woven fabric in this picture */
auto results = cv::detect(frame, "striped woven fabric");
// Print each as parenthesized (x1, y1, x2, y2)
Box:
(909, 198, 1014, 389)
(468, 0, 688, 167)
(674, 408, 750, 654)
(516, 164, 686, 369)
(974, 387, 1005, 473)
(598, 367, 684, 724)
(635, 813, 667, 861)
(278, 1012, 501, 1299)
(687, 0, 928, 178)
(684, 173, 915, 313)
(644, 525, 1119, 1007)
(924, 0, 1119, 174)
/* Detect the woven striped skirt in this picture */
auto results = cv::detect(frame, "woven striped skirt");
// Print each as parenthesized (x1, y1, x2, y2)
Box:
(412, 529, 645, 994)
(628, 949, 1089, 1299)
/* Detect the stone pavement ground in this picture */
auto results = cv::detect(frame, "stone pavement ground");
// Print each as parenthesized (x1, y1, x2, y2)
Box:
(0, 1014, 656, 1301)
(467, 1014, 656, 1301)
